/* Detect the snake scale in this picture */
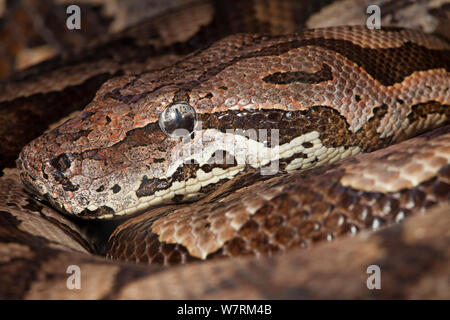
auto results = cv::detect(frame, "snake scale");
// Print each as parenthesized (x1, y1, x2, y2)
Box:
(0, 0, 449, 299)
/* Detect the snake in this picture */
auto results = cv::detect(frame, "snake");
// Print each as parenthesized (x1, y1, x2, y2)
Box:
(0, 0, 449, 299)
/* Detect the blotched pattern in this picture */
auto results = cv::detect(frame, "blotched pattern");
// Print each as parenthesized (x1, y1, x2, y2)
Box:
(17, 27, 450, 217)
(107, 126, 450, 263)
(0, 0, 449, 299)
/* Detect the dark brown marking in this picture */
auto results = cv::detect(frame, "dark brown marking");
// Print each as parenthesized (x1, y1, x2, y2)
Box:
(135, 151, 237, 199)
(172, 90, 191, 103)
(199, 92, 213, 100)
(50, 153, 73, 172)
(62, 180, 79, 192)
(117, 33, 449, 104)
(111, 184, 121, 194)
(279, 152, 309, 171)
(262, 63, 332, 84)
(136, 175, 171, 198)
(253, 38, 450, 87)
(71, 129, 92, 142)
(408, 101, 450, 123)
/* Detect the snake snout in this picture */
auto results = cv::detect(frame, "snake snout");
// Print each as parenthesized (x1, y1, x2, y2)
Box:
(16, 135, 81, 215)
(16, 157, 42, 199)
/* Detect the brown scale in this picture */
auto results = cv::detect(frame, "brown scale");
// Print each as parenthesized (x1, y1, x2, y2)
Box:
(107, 138, 450, 265)
(107, 209, 200, 265)
(135, 151, 238, 199)
(262, 63, 333, 84)
(199, 104, 393, 150)
(199, 107, 344, 147)
(131, 31, 450, 107)
(408, 101, 450, 124)
(187, 36, 449, 90)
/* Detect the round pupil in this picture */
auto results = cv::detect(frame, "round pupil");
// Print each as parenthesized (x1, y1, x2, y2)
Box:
(158, 102, 197, 138)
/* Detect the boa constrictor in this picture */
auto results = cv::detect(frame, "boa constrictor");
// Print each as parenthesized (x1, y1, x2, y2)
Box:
(0, 0, 449, 299)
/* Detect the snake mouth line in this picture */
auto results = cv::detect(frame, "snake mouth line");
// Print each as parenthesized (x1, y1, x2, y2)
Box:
(16, 99, 449, 219)
(21, 127, 364, 219)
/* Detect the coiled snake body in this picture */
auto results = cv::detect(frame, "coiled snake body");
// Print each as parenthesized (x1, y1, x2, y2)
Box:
(0, 0, 449, 299)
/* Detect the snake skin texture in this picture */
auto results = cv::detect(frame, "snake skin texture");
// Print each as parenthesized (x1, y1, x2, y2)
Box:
(106, 126, 450, 263)
(17, 27, 450, 218)
(0, 0, 449, 299)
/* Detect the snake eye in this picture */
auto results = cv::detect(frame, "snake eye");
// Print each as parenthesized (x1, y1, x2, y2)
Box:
(158, 102, 197, 138)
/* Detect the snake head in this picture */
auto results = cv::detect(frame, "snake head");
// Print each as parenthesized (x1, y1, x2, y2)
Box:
(17, 34, 289, 218)
(17, 27, 449, 218)
(16, 80, 201, 218)
(16, 69, 285, 219)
